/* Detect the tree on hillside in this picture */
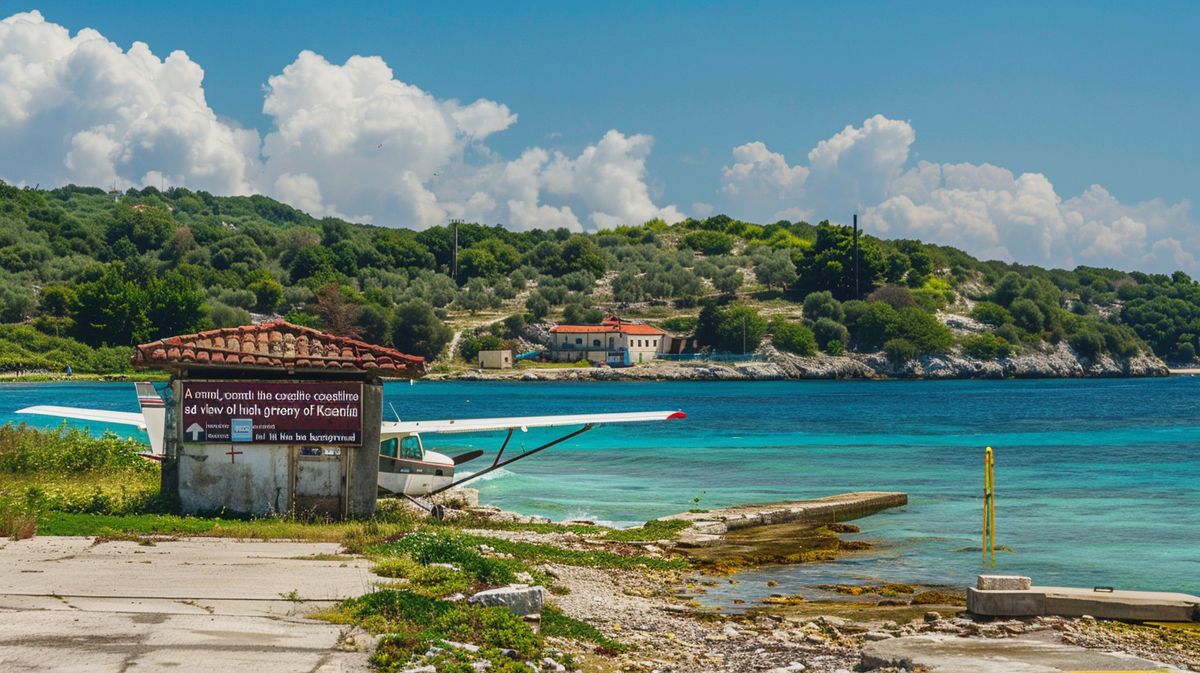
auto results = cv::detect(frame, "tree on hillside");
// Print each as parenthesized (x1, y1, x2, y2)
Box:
(753, 249, 798, 290)
(392, 299, 452, 360)
(72, 264, 151, 346)
(110, 203, 173, 253)
(793, 223, 884, 300)
(313, 284, 363, 338)
(695, 302, 767, 353)
(802, 291, 843, 322)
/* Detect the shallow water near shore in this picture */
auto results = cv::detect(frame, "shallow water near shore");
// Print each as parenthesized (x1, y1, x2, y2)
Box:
(3, 377, 1199, 597)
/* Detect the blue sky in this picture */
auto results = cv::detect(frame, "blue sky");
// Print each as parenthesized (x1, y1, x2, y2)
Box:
(4, 2, 1199, 270)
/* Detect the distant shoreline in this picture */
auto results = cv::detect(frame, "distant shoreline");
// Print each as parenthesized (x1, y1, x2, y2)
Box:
(429, 344, 1169, 382)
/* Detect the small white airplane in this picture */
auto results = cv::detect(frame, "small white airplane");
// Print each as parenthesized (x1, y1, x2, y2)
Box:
(18, 382, 686, 515)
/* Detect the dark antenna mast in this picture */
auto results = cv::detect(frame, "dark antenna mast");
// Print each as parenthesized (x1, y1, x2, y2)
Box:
(449, 218, 463, 284)
(853, 213, 860, 300)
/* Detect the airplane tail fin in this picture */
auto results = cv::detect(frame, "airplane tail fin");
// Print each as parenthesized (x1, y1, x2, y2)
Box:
(135, 382, 166, 457)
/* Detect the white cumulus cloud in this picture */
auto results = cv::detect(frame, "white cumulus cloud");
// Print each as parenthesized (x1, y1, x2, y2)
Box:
(0, 11, 685, 232)
(721, 115, 1198, 273)
(0, 11, 259, 194)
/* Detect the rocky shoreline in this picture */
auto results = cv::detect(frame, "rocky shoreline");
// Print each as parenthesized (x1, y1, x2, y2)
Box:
(430, 341, 1169, 382)
(431, 526, 1198, 672)
(419, 494, 1197, 671)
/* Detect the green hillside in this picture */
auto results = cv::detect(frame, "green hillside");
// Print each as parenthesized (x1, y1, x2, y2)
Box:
(0, 181, 1197, 374)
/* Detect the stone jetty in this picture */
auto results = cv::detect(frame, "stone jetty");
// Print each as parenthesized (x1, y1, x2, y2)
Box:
(662, 491, 908, 548)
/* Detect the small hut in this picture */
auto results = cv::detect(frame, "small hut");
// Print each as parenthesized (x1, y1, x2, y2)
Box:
(133, 320, 424, 519)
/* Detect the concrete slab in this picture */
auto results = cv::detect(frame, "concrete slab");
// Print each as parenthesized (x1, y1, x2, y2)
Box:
(969, 586, 1200, 622)
(0, 536, 376, 673)
(861, 633, 1181, 672)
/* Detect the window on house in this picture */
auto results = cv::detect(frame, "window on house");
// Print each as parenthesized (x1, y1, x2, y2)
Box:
(575, 337, 583, 345)
(592, 339, 601, 347)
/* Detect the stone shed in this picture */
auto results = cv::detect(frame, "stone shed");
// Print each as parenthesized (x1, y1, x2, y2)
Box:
(133, 320, 425, 519)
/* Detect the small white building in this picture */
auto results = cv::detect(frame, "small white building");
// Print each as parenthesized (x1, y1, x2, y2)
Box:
(548, 315, 666, 366)
(478, 349, 513, 369)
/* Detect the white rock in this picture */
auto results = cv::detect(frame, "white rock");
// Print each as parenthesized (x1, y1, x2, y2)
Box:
(468, 585, 546, 616)
(977, 574, 1032, 590)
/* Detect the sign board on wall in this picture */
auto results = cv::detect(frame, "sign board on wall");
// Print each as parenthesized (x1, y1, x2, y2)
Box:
(180, 381, 363, 445)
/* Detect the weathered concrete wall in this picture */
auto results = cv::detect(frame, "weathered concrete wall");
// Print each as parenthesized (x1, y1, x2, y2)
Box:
(160, 380, 181, 506)
(347, 382, 381, 519)
(968, 586, 1200, 622)
(178, 444, 291, 516)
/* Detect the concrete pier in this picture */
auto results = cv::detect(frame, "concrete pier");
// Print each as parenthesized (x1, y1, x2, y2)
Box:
(968, 578, 1200, 622)
(662, 491, 907, 547)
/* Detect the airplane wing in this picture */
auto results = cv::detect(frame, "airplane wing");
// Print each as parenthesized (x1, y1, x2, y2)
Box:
(383, 410, 686, 435)
(17, 405, 147, 430)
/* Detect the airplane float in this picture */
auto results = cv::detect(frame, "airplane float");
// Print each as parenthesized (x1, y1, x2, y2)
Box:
(18, 382, 686, 517)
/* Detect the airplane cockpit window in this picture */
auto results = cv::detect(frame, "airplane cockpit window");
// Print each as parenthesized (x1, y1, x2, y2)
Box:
(380, 438, 398, 458)
(400, 436, 423, 460)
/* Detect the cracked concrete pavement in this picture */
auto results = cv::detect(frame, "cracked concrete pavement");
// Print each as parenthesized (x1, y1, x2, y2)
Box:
(0, 536, 379, 672)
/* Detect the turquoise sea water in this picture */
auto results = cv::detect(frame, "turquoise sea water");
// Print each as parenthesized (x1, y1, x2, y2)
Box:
(2, 378, 1198, 596)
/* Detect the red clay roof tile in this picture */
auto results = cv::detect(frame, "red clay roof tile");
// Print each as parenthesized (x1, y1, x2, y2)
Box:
(132, 320, 425, 377)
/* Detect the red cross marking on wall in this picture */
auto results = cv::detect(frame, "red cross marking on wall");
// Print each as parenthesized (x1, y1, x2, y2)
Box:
(226, 447, 244, 464)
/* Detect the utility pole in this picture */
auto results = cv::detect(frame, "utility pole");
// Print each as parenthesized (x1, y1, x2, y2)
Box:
(853, 213, 860, 300)
(449, 218, 463, 284)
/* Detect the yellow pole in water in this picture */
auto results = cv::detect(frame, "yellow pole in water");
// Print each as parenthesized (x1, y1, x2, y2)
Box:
(983, 446, 996, 566)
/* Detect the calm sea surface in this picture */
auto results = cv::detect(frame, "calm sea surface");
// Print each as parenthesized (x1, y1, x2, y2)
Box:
(3, 378, 1198, 596)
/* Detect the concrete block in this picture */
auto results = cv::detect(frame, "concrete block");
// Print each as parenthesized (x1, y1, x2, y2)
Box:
(468, 585, 546, 616)
(967, 587, 1046, 617)
(977, 575, 1031, 591)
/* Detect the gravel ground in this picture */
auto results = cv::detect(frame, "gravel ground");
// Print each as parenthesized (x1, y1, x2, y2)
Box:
(457, 528, 1198, 672)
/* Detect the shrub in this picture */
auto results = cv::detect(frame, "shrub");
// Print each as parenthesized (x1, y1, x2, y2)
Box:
(695, 302, 767, 352)
(812, 317, 849, 351)
(772, 321, 818, 356)
(884, 338, 918, 363)
(660, 316, 697, 333)
(867, 285, 917, 309)
(892, 307, 954, 354)
(912, 277, 956, 312)
(824, 338, 844, 356)
(524, 294, 550, 321)
(971, 301, 1013, 326)
(1177, 341, 1197, 362)
(802, 291, 844, 322)
(1068, 327, 1106, 359)
(961, 333, 1012, 359)
(681, 230, 734, 256)
(846, 300, 898, 351)
(1009, 298, 1045, 333)
(460, 333, 513, 363)
(386, 531, 516, 585)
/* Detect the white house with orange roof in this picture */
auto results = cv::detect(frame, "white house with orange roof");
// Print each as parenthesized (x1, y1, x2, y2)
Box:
(548, 315, 666, 366)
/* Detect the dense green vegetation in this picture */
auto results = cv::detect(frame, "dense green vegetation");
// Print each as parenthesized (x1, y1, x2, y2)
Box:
(1, 181, 1196, 373)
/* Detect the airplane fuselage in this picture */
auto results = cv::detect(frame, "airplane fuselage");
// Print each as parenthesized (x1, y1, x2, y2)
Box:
(376, 432, 455, 496)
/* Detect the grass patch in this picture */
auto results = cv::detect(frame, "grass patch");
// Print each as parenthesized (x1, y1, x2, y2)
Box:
(0, 501, 38, 539)
(455, 532, 687, 572)
(322, 589, 543, 672)
(35, 510, 424, 548)
(446, 517, 600, 536)
(601, 519, 690, 542)
(542, 604, 625, 654)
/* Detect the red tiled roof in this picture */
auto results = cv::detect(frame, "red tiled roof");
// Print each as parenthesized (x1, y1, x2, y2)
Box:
(550, 323, 664, 335)
(132, 320, 425, 377)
